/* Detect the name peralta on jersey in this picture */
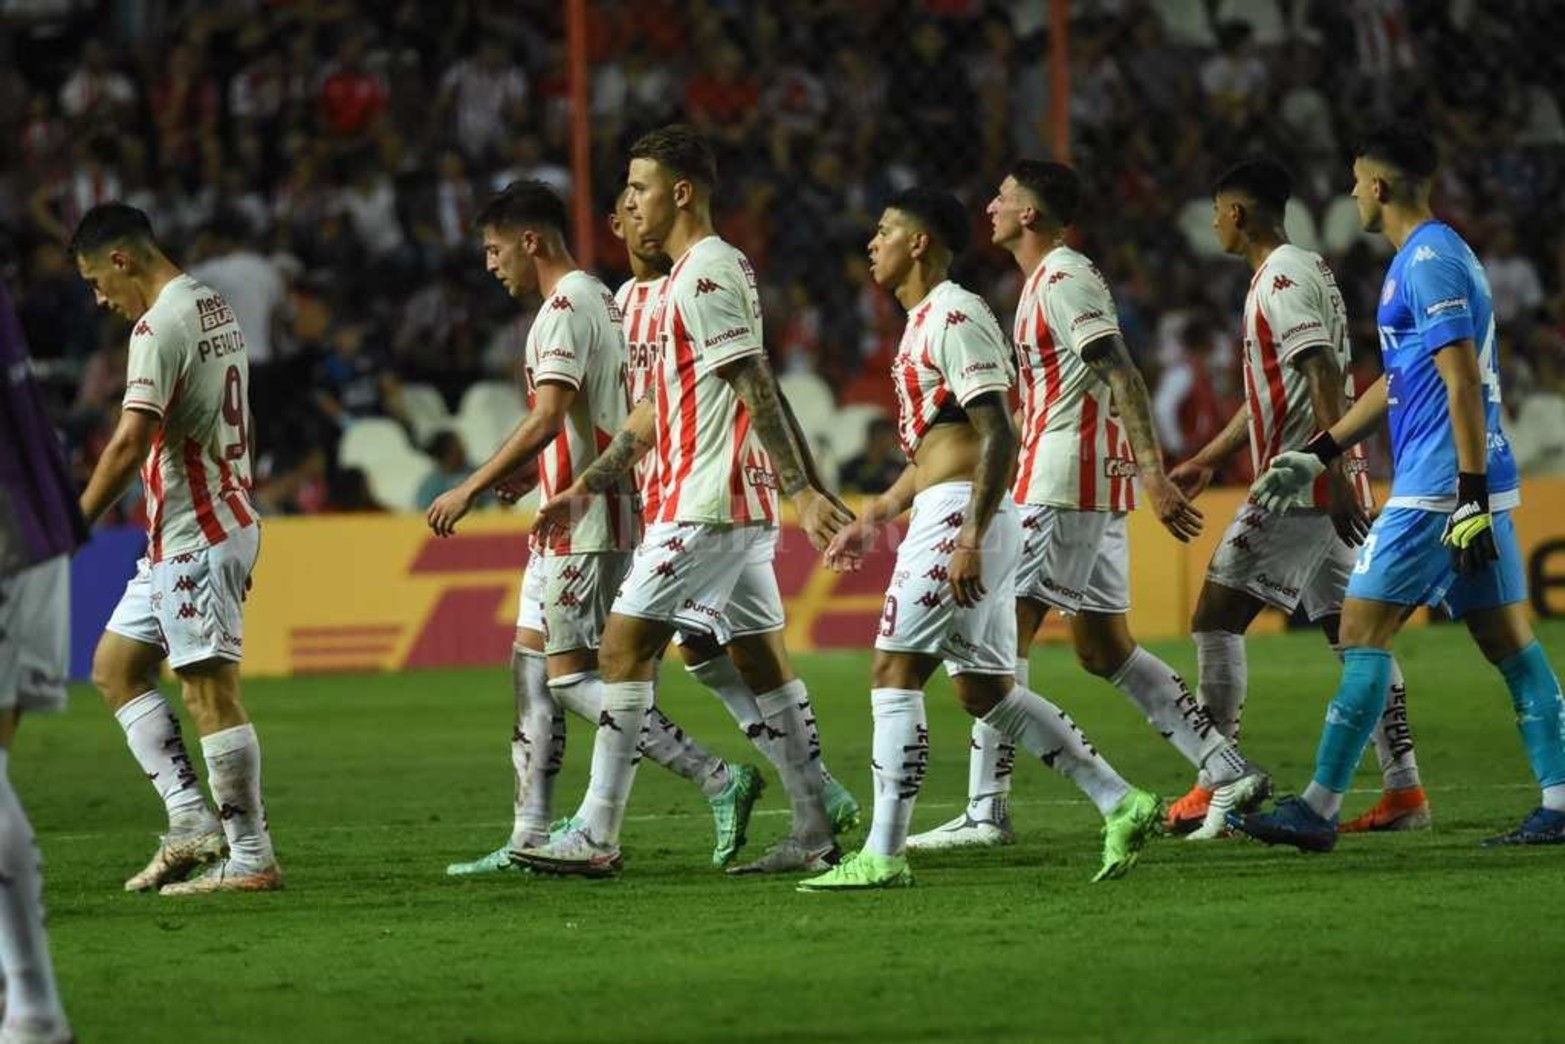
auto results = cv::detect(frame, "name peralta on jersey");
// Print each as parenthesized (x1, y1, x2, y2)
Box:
(524, 270, 637, 554)
(1011, 247, 1136, 512)
(614, 274, 668, 521)
(647, 235, 777, 526)
(1242, 244, 1372, 511)
(891, 280, 1014, 455)
(120, 273, 256, 562)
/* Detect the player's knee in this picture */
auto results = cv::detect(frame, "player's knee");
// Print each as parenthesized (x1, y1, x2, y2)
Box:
(1074, 644, 1122, 679)
(91, 645, 149, 705)
(953, 677, 1009, 718)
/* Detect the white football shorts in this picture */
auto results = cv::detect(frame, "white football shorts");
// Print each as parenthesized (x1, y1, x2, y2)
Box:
(0, 554, 70, 713)
(1015, 504, 1130, 615)
(612, 522, 783, 645)
(106, 524, 259, 669)
(1206, 501, 1353, 621)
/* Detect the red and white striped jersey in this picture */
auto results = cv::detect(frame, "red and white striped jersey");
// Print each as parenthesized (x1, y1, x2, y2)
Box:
(890, 280, 1013, 456)
(121, 274, 256, 562)
(649, 236, 777, 526)
(615, 274, 668, 521)
(524, 270, 638, 554)
(1011, 247, 1137, 511)
(1242, 244, 1372, 511)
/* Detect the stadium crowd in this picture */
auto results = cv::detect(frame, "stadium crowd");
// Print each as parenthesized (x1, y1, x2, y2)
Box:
(2, 0, 1562, 524)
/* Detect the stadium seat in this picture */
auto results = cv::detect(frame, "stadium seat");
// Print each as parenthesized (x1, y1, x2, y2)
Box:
(365, 451, 436, 512)
(1320, 195, 1390, 258)
(1284, 199, 1322, 254)
(1154, 0, 1217, 47)
(827, 403, 889, 464)
(1177, 198, 1226, 259)
(456, 380, 526, 458)
(778, 371, 836, 439)
(1212, 0, 1286, 45)
(338, 417, 414, 471)
(400, 382, 453, 446)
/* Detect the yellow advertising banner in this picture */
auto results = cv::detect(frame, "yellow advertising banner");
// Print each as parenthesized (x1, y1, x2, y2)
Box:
(240, 479, 1565, 677)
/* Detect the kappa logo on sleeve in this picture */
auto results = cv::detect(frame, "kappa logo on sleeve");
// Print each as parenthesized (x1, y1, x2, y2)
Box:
(549, 295, 574, 311)
(695, 278, 721, 295)
(134, 320, 154, 337)
(1047, 271, 1070, 285)
(945, 311, 969, 327)
(1271, 274, 1296, 293)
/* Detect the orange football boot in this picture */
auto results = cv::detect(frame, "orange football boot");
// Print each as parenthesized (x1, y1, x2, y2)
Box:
(1165, 784, 1214, 835)
(1340, 786, 1431, 833)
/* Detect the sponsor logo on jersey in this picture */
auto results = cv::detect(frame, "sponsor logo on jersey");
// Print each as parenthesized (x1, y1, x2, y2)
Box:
(1102, 456, 1137, 479)
(1424, 296, 1468, 317)
(537, 347, 576, 363)
(1271, 274, 1297, 293)
(197, 302, 235, 332)
(744, 466, 779, 490)
(1041, 576, 1085, 602)
(681, 598, 722, 620)
(694, 277, 721, 296)
(1254, 572, 1300, 599)
(1069, 309, 1106, 330)
(1278, 320, 1324, 341)
(705, 326, 751, 349)
(960, 360, 1000, 377)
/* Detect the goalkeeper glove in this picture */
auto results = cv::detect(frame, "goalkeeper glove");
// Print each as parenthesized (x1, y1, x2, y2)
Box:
(1250, 431, 1340, 514)
(1441, 472, 1499, 575)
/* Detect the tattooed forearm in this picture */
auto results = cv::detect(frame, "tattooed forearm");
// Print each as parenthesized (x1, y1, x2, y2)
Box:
(963, 393, 1018, 540)
(581, 428, 652, 493)
(1083, 334, 1165, 473)
(721, 354, 811, 496)
(780, 393, 828, 493)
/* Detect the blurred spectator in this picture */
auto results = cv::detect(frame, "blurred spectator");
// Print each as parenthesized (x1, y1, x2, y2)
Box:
(438, 40, 528, 163)
(318, 34, 389, 140)
(327, 466, 387, 512)
(58, 39, 136, 126)
(1509, 352, 1565, 477)
(415, 430, 478, 509)
(1154, 318, 1234, 461)
(314, 321, 409, 430)
(490, 133, 571, 201)
(149, 41, 218, 169)
(838, 418, 906, 495)
(394, 260, 477, 400)
(190, 212, 290, 367)
(1484, 224, 1545, 331)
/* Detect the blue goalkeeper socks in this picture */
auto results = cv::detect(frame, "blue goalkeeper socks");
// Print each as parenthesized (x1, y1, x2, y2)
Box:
(1311, 648, 1394, 796)
(1497, 641, 1565, 799)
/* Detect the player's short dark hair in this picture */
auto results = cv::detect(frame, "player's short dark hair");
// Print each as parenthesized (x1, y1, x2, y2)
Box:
(1009, 160, 1081, 226)
(67, 202, 156, 259)
(885, 187, 969, 258)
(475, 179, 569, 235)
(628, 124, 718, 193)
(1357, 124, 1439, 182)
(1213, 157, 1294, 216)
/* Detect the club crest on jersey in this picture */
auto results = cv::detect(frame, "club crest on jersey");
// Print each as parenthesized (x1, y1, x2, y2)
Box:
(1271, 274, 1296, 293)
(694, 277, 721, 295)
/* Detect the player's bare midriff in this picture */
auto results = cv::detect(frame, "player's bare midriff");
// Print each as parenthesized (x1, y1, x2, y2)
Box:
(910, 422, 982, 493)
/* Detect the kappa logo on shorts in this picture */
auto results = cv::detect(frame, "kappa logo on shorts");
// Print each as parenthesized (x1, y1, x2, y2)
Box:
(558, 563, 583, 581)
(1240, 512, 1266, 529)
(555, 592, 581, 608)
(661, 536, 686, 553)
(173, 575, 196, 593)
(916, 591, 942, 608)
(1228, 534, 1253, 552)
(1021, 514, 1043, 531)
(931, 538, 957, 554)
(924, 565, 949, 582)
(653, 561, 676, 578)
(941, 512, 964, 529)
(176, 602, 198, 620)
(169, 552, 198, 564)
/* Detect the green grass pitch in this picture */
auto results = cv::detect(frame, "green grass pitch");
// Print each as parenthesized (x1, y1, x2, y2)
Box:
(16, 621, 1565, 1043)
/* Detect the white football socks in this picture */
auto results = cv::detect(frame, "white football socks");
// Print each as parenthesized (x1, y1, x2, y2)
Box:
(513, 649, 562, 846)
(578, 680, 652, 845)
(200, 723, 275, 870)
(1193, 630, 1248, 788)
(0, 750, 68, 1038)
(1302, 780, 1342, 820)
(982, 685, 1130, 815)
(642, 707, 731, 799)
(1111, 645, 1247, 785)
(691, 654, 844, 794)
(964, 657, 1024, 822)
(865, 688, 929, 857)
(113, 690, 213, 832)
(1370, 657, 1422, 793)
(755, 679, 832, 845)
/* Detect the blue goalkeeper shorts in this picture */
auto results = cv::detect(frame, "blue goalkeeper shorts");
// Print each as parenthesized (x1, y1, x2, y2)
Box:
(1344, 506, 1525, 619)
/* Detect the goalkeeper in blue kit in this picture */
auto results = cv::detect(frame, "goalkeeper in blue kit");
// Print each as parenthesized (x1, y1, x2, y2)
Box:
(1231, 124, 1565, 850)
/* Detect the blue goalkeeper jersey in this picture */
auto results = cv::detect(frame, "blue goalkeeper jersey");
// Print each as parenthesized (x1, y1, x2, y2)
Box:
(1376, 220, 1519, 512)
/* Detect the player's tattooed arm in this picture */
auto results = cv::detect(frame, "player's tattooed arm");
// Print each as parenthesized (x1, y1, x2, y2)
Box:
(578, 398, 657, 494)
(719, 354, 810, 496)
(1295, 345, 1370, 545)
(80, 407, 159, 524)
(720, 353, 853, 549)
(1081, 333, 1203, 541)
(962, 393, 1017, 540)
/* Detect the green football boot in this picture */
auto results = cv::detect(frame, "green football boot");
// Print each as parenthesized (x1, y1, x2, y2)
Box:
(1094, 787, 1164, 883)
(823, 774, 862, 834)
(796, 850, 912, 893)
(445, 845, 525, 877)
(709, 764, 766, 867)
